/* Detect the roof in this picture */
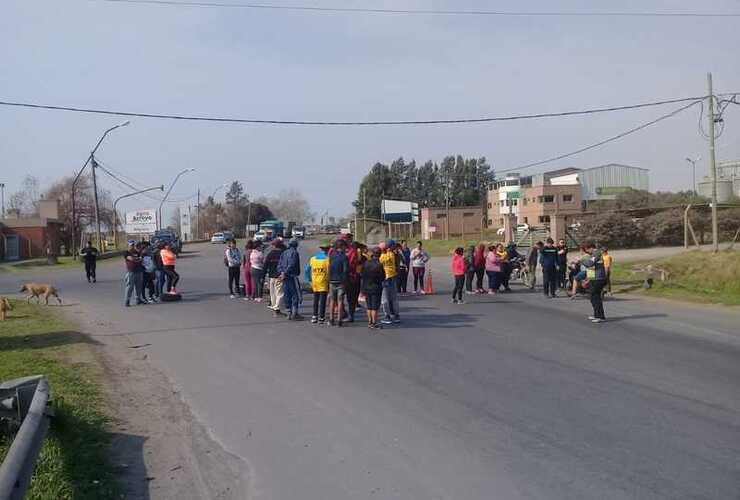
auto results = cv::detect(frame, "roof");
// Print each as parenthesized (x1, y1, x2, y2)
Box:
(582, 163, 649, 172)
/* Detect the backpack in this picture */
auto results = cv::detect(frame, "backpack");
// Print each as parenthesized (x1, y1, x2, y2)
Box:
(143, 255, 155, 273)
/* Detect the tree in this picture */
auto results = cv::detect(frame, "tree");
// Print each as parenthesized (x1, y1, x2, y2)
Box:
(8, 175, 41, 216)
(267, 188, 312, 224)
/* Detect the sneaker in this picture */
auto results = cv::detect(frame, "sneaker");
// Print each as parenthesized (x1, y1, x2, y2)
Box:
(255, 297, 263, 303)
(588, 316, 596, 320)
(244, 297, 251, 301)
(318, 317, 326, 324)
(230, 294, 236, 299)
(392, 317, 401, 324)
(451, 299, 458, 304)
(488, 290, 496, 295)
(292, 314, 304, 321)
(420, 290, 426, 295)
(591, 318, 605, 323)
(311, 316, 318, 324)
(381, 318, 393, 325)
(457, 300, 465, 304)
(93, 279, 97, 283)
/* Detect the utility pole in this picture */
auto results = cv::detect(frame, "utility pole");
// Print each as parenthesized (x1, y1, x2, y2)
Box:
(0, 183, 5, 219)
(90, 156, 103, 251)
(196, 187, 200, 239)
(707, 72, 719, 253)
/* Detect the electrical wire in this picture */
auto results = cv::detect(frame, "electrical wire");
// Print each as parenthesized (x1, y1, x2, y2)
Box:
(497, 99, 702, 174)
(95, 159, 195, 202)
(0, 96, 711, 126)
(97, 0, 740, 18)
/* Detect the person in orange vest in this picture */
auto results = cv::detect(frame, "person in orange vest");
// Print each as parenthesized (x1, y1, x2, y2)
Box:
(160, 242, 180, 294)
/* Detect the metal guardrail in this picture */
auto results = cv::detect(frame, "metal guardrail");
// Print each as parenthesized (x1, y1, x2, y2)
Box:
(0, 376, 52, 500)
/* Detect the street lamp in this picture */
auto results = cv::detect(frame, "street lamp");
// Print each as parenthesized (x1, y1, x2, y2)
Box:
(71, 120, 130, 258)
(158, 168, 196, 230)
(685, 156, 700, 194)
(113, 185, 164, 248)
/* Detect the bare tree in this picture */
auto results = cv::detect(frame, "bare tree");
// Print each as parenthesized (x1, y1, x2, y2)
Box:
(267, 188, 313, 224)
(8, 175, 41, 216)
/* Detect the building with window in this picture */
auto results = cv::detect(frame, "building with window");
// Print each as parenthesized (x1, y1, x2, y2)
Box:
(420, 206, 483, 240)
(487, 164, 649, 227)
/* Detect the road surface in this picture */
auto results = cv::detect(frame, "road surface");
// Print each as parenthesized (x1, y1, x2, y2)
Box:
(2, 241, 739, 499)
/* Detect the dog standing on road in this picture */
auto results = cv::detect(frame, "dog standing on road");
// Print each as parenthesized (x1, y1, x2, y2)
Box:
(19, 283, 63, 305)
(0, 297, 12, 320)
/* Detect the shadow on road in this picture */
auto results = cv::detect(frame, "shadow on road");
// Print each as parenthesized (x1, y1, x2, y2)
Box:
(0, 330, 98, 352)
(108, 432, 151, 500)
(605, 313, 668, 322)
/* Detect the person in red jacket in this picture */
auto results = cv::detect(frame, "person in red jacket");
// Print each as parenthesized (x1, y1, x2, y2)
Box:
(451, 247, 466, 304)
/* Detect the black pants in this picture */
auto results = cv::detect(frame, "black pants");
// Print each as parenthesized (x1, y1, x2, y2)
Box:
(590, 279, 606, 319)
(251, 268, 265, 298)
(397, 268, 409, 293)
(557, 265, 568, 288)
(412, 267, 425, 291)
(502, 263, 512, 289)
(452, 275, 464, 301)
(475, 268, 485, 290)
(542, 266, 557, 297)
(313, 291, 327, 319)
(346, 278, 360, 319)
(85, 260, 96, 281)
(228, 266, 241, 294)
(464, 271, 474, 292)
(164, 265, 179, 292)
(143, 272, 156, 299)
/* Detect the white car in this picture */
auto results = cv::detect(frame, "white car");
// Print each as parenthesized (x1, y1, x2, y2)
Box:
(211, 232, 225, 244)
(254, 230, 267, 242)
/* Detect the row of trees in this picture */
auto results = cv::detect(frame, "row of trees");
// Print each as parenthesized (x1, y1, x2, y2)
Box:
(354, 156, 494, 219)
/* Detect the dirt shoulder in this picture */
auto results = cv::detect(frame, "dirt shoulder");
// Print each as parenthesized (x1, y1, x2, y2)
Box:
(65, 306, 250, 500)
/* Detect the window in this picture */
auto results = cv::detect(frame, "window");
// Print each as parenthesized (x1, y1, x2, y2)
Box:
(523, 198, 528, 206)
(538, 215, 551, 223)
(500, 200, 505, 207)
(537, 195, 554, 203)
(436, 213, 447, 219)
(563, 194, 573, 202)
(523, 217, 529, 224)
(512, 199, 518, 206)
(463, 212, 475, 217)
(488, 219, 493, 225)
(487, 202, 492, 209)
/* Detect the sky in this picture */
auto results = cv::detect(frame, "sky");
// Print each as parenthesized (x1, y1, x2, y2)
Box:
(1, 0, 739, 222)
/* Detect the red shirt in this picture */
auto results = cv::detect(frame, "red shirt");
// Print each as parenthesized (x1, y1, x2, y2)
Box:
(451, 254, 466, 276)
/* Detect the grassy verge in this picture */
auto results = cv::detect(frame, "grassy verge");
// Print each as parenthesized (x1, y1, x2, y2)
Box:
(0, 300, 118, 499)
(421, 237, 504, 257)
(0, 256, 81, 273)
(610, 250, 740, 306)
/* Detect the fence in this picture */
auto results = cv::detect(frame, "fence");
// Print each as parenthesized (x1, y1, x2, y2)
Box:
(0, 376, 52, 500)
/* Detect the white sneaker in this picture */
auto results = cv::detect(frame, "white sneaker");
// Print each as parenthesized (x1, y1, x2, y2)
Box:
(591, 318, 605, 323)
(230, 294, 236, 299)
(588, 316, 596, 320)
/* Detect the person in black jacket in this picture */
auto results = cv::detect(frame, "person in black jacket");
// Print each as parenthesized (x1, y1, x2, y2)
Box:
(80, 241, 99, 283)
(265, 239, 286, 316)
(361, 247, 386, 330)
(328, 239, 349, 326)
(556, 239, 569, 289)
(539, 238, 559, 298)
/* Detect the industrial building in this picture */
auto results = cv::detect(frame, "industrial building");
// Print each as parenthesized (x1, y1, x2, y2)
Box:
(487, 163, 650, 227)
(697, 160, 740, 203)
(420, 206, 484, 240)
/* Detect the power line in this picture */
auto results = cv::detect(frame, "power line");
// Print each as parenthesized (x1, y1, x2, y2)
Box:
(498, 99, 702, 174)
(0, 96, 712, 126)
(98, 0, 740, 18)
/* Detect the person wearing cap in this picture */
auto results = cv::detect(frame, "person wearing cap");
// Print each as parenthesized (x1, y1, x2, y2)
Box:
(361, 247, 386, 330)
(380, 239, 401, 325)
(264, 238, 286, 316)
(278, 237, 302, 320)
(305, 243, 330, 324)
(123, 240, 145, 307)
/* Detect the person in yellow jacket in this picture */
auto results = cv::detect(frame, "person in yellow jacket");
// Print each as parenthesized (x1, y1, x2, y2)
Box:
(305, 244, 330, 324)
(379, 240, 401, 324)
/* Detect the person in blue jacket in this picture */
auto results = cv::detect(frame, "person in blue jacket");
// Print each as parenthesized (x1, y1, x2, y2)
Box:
(539, 238, 559, 298)
(278, 238, 302, 320)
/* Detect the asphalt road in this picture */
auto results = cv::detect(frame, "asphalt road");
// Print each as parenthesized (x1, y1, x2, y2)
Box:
(2, 241, 739, 499)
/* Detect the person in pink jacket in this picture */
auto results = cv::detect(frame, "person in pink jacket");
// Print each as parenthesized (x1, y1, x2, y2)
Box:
(451, 247, 466, 304)
(485, 243, 505, 294)
(242, 240, 254, 300)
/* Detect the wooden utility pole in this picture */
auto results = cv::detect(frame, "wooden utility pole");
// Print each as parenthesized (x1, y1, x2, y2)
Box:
(707, 73, 719, 253)
(90, 156, 103, 251)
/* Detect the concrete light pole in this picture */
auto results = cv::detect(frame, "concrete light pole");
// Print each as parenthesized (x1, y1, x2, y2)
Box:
(707, 73, 719, 253)
(71, 120, 130, 258)
(685, 156, 700, 194)
(158, 168, 196, 230)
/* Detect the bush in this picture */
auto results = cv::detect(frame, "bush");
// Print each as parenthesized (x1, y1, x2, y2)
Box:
(580, 213, 646, 249)
(641, 209, 684, 246)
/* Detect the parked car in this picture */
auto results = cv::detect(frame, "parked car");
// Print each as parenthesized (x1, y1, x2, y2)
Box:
(211, 232, 226, 244)
(292, 226, 305, 239)
(254, 230, 267, 242)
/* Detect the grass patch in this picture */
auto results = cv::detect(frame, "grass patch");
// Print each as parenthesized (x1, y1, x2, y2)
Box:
(420, 237, 504, 257)
(0, 300, 118, 499)
(0, 256, 81, 274)
(610, 250, 740, 305)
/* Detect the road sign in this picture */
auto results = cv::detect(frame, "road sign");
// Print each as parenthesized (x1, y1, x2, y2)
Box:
(125, 209, 157, 235)
(506, 191, 521, 200)
(382, 199, 415, 223)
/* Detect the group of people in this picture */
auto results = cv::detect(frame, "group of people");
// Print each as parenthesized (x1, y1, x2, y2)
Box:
(223, 235, 432, 330)
(119, 239, 179, 306)
(451, 237, 612, 323)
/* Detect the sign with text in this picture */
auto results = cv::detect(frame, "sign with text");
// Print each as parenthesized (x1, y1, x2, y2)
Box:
(125, 209, 157, 235)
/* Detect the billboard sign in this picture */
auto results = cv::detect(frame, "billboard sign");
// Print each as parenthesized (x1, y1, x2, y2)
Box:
(125, 209, 157, 235)
(382, 199, 418, 223)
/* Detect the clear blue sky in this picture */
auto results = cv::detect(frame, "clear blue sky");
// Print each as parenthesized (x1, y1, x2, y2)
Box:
(1, 0, 739, 221)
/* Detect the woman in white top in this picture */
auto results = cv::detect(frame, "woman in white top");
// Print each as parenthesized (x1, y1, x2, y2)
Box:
(249, 241, 266, 301)
(409, 241, 430, 294)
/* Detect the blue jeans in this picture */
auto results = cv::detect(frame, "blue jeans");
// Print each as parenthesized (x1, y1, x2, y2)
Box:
(283, 276, 300, 316)
(123, 271, 144, 305)
(381, 276, 399, 320)
(155, 270, 166, 297)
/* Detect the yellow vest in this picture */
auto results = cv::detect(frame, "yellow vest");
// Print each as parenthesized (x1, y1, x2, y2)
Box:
(380, 251, 397, 278)
(309, 255, 330, 292)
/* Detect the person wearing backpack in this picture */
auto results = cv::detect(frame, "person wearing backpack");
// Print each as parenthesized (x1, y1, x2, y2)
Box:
(224, 239, 242, 299)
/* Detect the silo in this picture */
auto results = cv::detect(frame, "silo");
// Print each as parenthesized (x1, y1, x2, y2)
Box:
(733, 178, 740, 198)
(698, 177, 733, 202)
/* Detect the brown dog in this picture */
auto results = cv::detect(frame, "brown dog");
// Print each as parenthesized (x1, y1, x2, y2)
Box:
(20, 283, 62, 305)
(0, 297, 12, 320)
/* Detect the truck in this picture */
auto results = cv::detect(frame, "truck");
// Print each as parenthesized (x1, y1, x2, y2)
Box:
(258, 220, 285, 240)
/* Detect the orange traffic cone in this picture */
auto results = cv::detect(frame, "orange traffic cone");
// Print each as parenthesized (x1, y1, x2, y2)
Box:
(424, 268, 435, 295)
